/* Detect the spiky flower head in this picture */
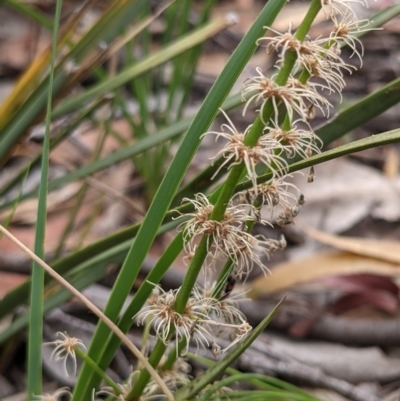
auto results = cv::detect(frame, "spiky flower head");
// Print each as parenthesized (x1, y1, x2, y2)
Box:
(263, 119, 323, 160)
(44, 332, 87, 377)
(205, 109, 288, 185)
(97, 372, 138, 401)
(241, 68, 333, 124)
(143, 356, 192, 396)
(232, 233, 286, 278)
(258, 26, 344, 66)
(135, 285, 213, 352)
(298, 53, 354, 95)
(321, 0, 368, 20)
(238, 176, 302, 216)
(330, 11, 378, 67)
(135, 284, 252, 355)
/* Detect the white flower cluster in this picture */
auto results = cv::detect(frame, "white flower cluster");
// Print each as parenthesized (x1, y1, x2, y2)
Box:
(136, 285, 250, 355)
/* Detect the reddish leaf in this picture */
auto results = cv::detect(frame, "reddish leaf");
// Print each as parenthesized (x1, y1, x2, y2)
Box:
(323, 274, 399, 295)
(330, 290, 399, 314)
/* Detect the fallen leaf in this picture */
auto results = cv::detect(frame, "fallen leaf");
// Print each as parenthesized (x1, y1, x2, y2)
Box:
(293, 158, 400, 233)
(300, 224, 400, 265)
(323, 274, 399, 295)
(248, 250, 400, 297)
(330, 291, 399, 314)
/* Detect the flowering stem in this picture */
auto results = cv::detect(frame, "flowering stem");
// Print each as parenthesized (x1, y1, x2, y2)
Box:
(169, 0, 323, 371)
(210, 163, 248, 220)
(182, 0, 323, 334)
(130, 2, 323, 398)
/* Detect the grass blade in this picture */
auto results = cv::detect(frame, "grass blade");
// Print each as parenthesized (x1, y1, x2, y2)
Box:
(27, 0, 62, 397)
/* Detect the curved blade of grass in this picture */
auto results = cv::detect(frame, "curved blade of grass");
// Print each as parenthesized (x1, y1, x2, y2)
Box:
(71, 1, 287, 398)
(196, 375, 319, 401)
(317, 79, 400, 145)
(27, 0, 62, 396)
(187, 353, 321, 398)
(174, 298, 285, 401)
(359, 3, 400, 32)
(201, 392, 315, 401)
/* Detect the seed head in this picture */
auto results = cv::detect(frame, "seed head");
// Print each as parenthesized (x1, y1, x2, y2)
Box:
(298, 54, 354, 95)
(135, 285, 214, 353)
(330, 12, 378, 67)
(241, 68, 315, 124)
(258, 27, 344, 66)
(237, 176, 301, 217)
(44, 332, 86, 377)
(263, 120, 323, 159)
(205, 109, 288, 185)
(145, 357, 192, 395)
(321, 0, 368, 20)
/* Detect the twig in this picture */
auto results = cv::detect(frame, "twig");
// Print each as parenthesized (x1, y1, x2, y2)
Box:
(211, 336, 380, 401)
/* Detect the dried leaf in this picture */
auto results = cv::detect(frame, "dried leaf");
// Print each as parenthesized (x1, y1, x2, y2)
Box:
(330, 291, 399, 315)
(248, 250, 400, 297)
(323, 274, 399, 295)
(293, 159, 400, 232)
(301, 224, 400, 265)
